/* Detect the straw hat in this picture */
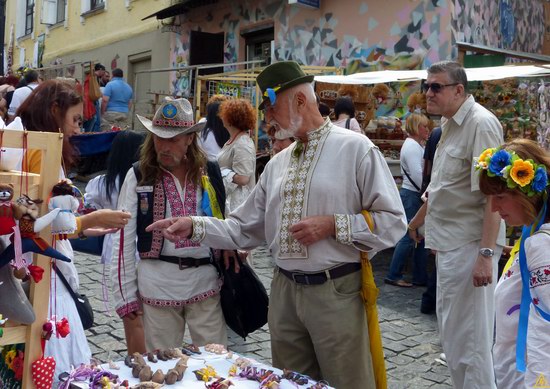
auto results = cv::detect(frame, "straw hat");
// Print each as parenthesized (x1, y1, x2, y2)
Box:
(137, 97, 205, 138)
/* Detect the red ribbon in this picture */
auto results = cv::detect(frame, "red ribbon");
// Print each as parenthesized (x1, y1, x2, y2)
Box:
(28, 264, 44, 283)
(118, 228, 126, 302)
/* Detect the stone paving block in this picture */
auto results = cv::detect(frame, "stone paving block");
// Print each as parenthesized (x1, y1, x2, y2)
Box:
(383, 341, 409, 354)
(382, 331, 406, 341)
(387, 355, 414, 366)
(422, 371, 448, 384)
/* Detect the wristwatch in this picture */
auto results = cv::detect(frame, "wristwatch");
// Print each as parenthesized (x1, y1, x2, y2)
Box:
(479, 248, 495, 258)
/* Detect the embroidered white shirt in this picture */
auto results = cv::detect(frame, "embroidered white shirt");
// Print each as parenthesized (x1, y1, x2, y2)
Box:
(111, 168, 220, 314)
(191, 120, 406, 272)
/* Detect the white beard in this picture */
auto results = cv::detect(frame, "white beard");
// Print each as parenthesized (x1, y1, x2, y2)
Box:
(271, 109, 303, 140)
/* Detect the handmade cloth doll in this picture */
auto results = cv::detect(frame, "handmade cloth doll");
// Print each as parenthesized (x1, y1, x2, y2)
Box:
(48, 181, 79, 237)
(0, 195, 71, 267)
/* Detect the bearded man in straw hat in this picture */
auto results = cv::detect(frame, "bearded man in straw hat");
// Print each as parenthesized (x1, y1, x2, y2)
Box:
(147, 62, 406, 388)
(111, 98, 229, 352)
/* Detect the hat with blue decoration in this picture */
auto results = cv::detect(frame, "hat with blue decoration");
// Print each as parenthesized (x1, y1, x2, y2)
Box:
(137, 97, 205, 138)
(256, 61, 314, 110)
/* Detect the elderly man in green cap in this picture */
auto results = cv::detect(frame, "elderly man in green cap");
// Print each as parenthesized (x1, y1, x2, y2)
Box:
(148, 61, 406, 388)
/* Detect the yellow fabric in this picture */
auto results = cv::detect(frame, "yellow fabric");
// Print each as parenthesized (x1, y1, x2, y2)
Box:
(361, 210, 387, 389)
(502, 239, 520, 274)
(23, 149, 42, 174)
(201, 175, 223, 219)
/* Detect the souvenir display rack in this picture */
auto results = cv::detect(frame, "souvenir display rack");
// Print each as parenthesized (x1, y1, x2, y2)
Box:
(0, 129, 64, 388)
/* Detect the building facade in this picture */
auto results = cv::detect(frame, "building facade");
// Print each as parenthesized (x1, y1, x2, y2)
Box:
(3, 0, 548, 99)
(3, 0, 173, 116)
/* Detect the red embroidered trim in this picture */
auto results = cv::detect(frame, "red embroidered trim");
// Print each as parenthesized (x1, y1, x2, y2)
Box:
(139, 288, 219, 308)
(153, 119, 195, 127)
(162, 172, 198, 249)
(530, 265, 550, 288)
(115, 300, 141, 318)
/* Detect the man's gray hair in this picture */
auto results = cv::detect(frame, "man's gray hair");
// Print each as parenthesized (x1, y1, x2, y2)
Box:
(427, 61, 468, 93)
(289, 82, 316, 104)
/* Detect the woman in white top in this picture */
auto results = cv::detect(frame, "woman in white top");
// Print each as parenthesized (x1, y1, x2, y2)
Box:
(217, 98, 257, 214)
(84, 130, 146, 354)
(385, 113, 430, 287)
(477, 139, 550, 388)
(331, 96, 363, 134)
(199, 95, 230, 161)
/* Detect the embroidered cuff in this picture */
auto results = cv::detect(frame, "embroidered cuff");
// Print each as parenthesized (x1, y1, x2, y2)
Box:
(115, 300, 141, 318)
(190, 217, 206, 243)
(334, 214, 353, 245)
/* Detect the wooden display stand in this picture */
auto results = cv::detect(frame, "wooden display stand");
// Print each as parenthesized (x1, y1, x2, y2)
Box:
(0, 129, 64, 388)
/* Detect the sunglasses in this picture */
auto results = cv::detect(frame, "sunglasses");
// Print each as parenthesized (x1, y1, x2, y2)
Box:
(422, 82, 459, 93)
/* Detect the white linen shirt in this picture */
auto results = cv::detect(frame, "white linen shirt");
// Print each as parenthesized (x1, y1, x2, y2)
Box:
(191, 121, 406, 272)
(425, 95, 506, 251)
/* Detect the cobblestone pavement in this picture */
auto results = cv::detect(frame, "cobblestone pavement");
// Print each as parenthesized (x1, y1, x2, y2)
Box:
(75, 246, 452, 388)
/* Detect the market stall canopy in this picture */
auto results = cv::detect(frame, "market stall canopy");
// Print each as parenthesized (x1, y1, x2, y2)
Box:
(314, 64, 550, 85)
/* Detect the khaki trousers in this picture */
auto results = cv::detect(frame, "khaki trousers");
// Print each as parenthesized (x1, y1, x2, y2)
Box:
(142, 294, 227, 352)
(101, 111, 129, 131)
(436, 241, 502, 389)
(269, 269, 375, 389)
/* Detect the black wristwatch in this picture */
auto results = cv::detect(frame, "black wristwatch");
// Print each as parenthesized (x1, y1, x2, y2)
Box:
(479, 248, 494, 258)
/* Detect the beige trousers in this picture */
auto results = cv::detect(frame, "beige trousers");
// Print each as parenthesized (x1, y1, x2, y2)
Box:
(269, 269, 375, 389)
(436, 241, 502, 389)
(141, 294, 227, 352)
(101, 111, 129, 131)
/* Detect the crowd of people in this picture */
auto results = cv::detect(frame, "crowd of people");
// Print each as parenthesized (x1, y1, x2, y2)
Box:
(1, 59, 549, 389)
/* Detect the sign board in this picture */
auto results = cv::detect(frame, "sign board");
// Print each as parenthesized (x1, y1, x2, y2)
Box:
(288, 0, 320, 9)
(216, 82, 242, 98)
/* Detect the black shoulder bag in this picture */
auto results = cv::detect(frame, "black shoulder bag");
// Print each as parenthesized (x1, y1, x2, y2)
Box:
(402, 165, 421, 192)
(53, 265, 94, 330)
(216, 253, 269, 340)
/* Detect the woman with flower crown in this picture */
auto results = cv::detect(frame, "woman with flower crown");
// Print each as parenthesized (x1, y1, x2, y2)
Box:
(476, 139, 550, 388)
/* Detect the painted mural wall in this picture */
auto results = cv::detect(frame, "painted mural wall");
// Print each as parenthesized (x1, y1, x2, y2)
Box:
(169, 0, 547, 96)
(450, 0, 545, 55)
(170, 0, 454, 95)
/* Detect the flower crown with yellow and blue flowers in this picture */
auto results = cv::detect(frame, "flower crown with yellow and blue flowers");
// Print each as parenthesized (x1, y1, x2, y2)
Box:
(474, 147, 549, 196)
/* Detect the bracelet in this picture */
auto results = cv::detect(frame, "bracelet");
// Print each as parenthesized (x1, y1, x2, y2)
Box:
(407, 225, 416, 231)
(78, 231, 87, 240)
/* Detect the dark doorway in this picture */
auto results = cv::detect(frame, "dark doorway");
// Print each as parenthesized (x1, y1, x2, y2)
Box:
(189, 31, 224, 75)
(242, 26, 274, 67)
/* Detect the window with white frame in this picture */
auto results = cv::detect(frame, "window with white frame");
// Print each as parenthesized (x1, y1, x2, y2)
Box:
(25, 0, 34, 35)
(42, 0, 66, 25)
(82, 0, 105, 13)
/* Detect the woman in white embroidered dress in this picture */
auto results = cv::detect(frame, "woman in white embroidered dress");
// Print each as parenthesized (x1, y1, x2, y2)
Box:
(17, 80, 130, 383)
(477, 139, 550, 388)
(217, 98, 256, 214)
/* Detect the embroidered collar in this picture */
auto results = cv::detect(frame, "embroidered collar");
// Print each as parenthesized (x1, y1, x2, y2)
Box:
(292, 118, 332, 157)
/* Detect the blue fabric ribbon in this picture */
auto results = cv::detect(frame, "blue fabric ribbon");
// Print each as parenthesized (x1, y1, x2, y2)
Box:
(266, 88, 277, 106)
(516, 201, 550, 372)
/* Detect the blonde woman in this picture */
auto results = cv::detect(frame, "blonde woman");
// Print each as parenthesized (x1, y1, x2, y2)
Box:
(385, 113, 430, 287)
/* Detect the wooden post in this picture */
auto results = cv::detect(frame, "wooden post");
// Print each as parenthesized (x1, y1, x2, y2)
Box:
(0, 129, 63, 389)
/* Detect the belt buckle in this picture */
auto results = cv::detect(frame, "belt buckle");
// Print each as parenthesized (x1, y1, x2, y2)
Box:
(178, 258, 188, 270)
(292, 273, 309, 285)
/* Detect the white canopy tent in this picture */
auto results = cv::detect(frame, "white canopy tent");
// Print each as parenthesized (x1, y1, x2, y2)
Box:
(314, 64, 550, 85)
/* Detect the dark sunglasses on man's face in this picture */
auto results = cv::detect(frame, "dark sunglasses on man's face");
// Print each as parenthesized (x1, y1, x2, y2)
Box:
(422, 82, 459, 93)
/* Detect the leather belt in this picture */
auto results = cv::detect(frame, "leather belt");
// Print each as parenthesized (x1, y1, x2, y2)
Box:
(157, 255, 213, 270)
(278, 262, 361, 285)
